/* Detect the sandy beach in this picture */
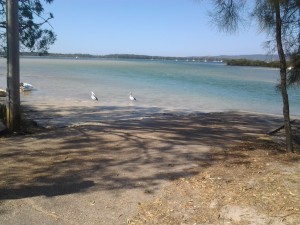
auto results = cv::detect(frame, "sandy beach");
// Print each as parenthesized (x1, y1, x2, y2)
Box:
(0, 104, 299, 224)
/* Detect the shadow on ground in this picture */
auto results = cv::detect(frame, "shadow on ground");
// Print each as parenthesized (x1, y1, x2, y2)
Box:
(0, 105, 284, 200)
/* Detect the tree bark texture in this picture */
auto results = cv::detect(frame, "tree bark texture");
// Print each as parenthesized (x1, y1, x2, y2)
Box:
(275, 2, 294, 152)
(6, 0, 21, 132)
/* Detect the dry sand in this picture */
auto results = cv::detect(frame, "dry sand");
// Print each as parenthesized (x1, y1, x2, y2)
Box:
(0, 104, 299, 224)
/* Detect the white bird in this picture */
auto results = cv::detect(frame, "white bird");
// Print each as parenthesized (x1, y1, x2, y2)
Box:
(129, 92, 137, 101)
(20, 82, 34, 91)
(91, 91, 98, 101)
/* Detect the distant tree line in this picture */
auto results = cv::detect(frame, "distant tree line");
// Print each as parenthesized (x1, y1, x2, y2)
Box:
(1, 52, 286, 70)
(226, 59, 282, 68)
(2, 52, 224, 62)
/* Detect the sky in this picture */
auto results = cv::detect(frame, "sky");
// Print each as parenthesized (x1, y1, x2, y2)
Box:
(42, 0, 269, 57)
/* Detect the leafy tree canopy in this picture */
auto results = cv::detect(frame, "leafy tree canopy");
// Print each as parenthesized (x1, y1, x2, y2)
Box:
(0, 0, 56, 53)
(210, 0, 299, 53)
(209, 0, 300, 86)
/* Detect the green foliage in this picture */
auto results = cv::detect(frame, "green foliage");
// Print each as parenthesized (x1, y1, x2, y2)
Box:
(210, 1, 300, 56)
(227, 59, 281, 68)
(287, 52, 300, 86)
(253, 0, 300, 55)
(0, 0, 56, 53)
(209, 0, 246, 33)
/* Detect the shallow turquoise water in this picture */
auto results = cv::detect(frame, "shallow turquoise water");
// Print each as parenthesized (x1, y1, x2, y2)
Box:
(0, 57, 299, 116)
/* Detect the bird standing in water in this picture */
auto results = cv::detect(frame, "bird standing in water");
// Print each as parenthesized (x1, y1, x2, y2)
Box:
(129, 92, 137, 101)
(91, 91, 98, 101)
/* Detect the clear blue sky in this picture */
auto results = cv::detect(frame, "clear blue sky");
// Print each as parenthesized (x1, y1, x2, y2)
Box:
(43, 0, 268, 57)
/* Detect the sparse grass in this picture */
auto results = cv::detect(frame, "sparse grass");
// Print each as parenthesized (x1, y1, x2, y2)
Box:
(130, 139, 300, 225)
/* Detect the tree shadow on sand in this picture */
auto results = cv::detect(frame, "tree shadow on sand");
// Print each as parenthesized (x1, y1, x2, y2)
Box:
(0, 105, 285, 200)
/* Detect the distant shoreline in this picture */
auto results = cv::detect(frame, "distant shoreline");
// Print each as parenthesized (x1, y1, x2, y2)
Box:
(0, 51, 280, 62)
(14, 52, 283, 69)
(0, 51, 288, 71)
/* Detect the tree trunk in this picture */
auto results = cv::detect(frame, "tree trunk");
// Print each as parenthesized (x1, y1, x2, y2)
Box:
(275, 2, 294, 152)
(6, 0, 21, 132)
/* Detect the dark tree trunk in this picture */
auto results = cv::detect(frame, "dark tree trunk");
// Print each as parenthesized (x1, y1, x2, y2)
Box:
(6, 0, 21, 132)
(275, 2, 294, 152)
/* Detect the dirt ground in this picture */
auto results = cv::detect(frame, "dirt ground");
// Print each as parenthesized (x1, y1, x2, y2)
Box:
(0, 105, 299, 225)
(130, 140, 300, 225)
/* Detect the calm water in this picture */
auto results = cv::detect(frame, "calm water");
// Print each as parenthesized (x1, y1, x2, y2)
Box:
(0, 57, 299, 116)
